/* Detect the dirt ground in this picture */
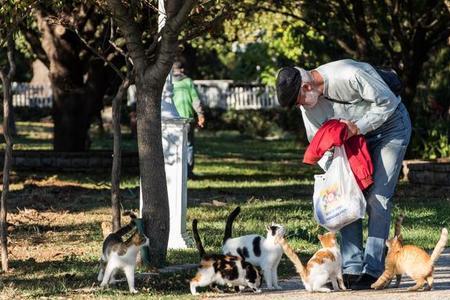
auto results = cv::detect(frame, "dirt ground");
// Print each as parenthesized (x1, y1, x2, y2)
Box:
(5, 175, 135, 264)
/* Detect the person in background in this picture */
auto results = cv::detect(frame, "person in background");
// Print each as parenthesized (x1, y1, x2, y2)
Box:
(275, 59, 412, 290)
(172, 61, 205, 179)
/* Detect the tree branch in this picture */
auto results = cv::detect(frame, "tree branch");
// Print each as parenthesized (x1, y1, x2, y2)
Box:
(253, 3, 359, 57)
(151, 0, 197, 75)
(180, 10, 228, 43)
(19, 26, 49, 66)
(335, 0, 356, 27)
(107, 0, 147, 72)
(378, 32, 396, 57)
(109, 40, 134, 66)
(6, 33, 16, 79)
(170, 0, 197, 33)
(414, 0, 440, 28)
(73, 28, 125, 81)
(247, 5, 304, 23)
(427, 26, 450, 49)
(336, 39, 358, 57)
(387, 0, 410, 52)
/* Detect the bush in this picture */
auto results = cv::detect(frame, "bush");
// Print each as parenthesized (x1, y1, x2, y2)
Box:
(411, 117, 450, 160)
(203, 107, 306, 140)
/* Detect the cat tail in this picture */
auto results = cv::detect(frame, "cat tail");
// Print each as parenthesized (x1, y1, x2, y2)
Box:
(394, 213, 404, 237)
(430, 228, 448, 265)
(276, 237, 308, 281)
(192, 219, 206, 258)
(223, 206, 241, 245)
(113, 212, 137, 237)
(123, 210, 137, 221)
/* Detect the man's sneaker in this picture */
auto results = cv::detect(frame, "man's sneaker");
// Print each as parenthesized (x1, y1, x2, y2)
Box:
(342, 274, 360, 289)
(350, 273, 378, 290)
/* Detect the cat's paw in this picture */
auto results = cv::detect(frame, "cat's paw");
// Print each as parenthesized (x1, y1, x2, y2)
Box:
(129, 289, 138, 294)
(253, 288, 262, 293)
(371, 283, 383, 290)
(407, 286, 422, 292)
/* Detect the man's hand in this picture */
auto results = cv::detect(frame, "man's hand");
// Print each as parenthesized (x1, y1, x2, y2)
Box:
(197, 115, 205, 128)
(339, 119, 360, 139)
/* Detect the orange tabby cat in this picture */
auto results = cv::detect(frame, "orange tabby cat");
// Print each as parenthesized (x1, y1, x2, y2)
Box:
(385, 213, 405, 288)
(371, 226, 448, 291)
(276, 232, 346, 292)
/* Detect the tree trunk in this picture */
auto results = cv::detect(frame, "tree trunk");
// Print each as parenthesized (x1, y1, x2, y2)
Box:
(0, 74, 13, 272)
(52, 88, 91, 151)
(105, 0, 195, 267)
(36, 10, 107, 152)
(0, 33, 16, 272)
(400, 49, 427, 120)
(111, 78, 130, 232)
(136, 77, 170, 267)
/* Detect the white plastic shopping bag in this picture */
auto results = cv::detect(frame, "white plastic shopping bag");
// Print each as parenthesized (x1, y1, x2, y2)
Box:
(313, 145, 366, 232)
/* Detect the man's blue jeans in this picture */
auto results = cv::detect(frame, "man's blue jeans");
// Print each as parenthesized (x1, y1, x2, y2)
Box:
(340, 102, 411, 278)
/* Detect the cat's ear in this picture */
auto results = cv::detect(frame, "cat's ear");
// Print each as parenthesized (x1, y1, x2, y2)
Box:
(318, 234, 323, 241)
(266, 225, 271, 232)
(397, 234, 403, 242)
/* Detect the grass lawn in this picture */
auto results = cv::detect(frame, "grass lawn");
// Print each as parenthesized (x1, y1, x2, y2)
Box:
(0, 122, 449, 299)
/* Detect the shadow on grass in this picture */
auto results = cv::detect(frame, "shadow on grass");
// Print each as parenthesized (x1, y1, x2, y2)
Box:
(189, 183, 314, 203)
(4, 258, 195, 297)
(8, 179, 316, 214)
(7, 184, 139, 213)
(197, 133, 304, 161)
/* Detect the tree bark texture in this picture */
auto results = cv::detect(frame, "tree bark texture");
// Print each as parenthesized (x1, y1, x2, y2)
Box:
(136, 78, 170, 267)
(111, 78, 130, 232)
(0, 33, 16, 272)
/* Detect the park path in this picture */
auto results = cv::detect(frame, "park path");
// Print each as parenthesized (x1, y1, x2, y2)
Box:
(205, 248, 450, 300)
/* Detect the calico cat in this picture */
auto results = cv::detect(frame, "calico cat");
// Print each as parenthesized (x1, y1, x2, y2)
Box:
(371, 225, 448, 291)
(97, 213, 149, 293)
(98, 212, 137, 282)
(190, 219, 262, 295)
(222, 206, 285, 289)
(276, 233, 346, 292)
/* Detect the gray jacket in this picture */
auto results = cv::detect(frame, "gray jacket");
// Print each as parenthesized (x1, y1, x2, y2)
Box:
(300, 59, 401, 142)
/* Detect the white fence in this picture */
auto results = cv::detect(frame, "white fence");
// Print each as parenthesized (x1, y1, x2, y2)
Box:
(11, 80, 279, 110)
(228, 84, 278, 109)
(194, 80, 279, 110)
(12, 82, 53, 108)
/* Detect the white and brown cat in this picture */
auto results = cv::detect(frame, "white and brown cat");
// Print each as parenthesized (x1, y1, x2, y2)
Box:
(371, 214, 448, 291)
(190, 219, 262, 295)
(276, 232, 346, 292)
(222, 207, 285, 289)
(97, 213, 149, 293)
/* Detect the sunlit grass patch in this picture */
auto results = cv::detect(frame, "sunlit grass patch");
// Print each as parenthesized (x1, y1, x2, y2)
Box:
(0, 126, 448, 298)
